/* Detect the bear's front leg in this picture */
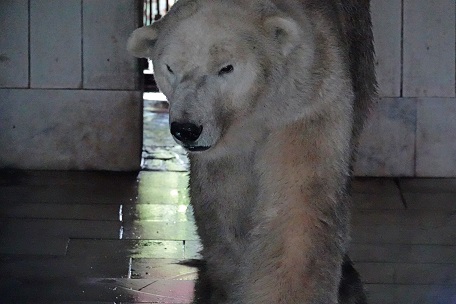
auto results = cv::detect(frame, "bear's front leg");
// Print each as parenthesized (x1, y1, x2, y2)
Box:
(237, 209, 346, 304)
(189, 154, 254, 304)
(231, 123, 351, 304)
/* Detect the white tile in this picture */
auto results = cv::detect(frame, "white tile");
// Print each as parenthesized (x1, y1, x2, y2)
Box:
(416, 98, 456, 177)
(370, 0, 402, 97)
(354, 98, 416, 176)
(0, 0, 29, 88)
(0, 89, 142, 170)
(83, 0, 141, 90)
(403, 0, 456, 97)
(30, 0, 82, 88)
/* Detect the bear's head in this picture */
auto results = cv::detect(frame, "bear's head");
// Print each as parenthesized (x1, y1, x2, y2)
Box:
(128, 0, 310, 152)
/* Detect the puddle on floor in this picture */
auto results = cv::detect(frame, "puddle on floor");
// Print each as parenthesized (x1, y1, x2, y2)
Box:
(143, 99, 189, 172)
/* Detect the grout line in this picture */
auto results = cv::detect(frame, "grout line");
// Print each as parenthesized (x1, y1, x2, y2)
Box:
(414, 99, 418, 176)
(138, 279, 159, 291)
(27, 0, 31, 88)
(138, 0, 146, 162)
(400, 0, 404, 97)
(394, 178, 408, 209)
(81, 0, 84, 89)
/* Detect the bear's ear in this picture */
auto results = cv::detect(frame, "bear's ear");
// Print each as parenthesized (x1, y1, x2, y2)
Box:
(264, 16, 301, 56)
(127, 25, 159, 58)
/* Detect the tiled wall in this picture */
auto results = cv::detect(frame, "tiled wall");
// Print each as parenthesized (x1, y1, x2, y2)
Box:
(354, 0, 456, 177)
(0, 0, 143, 171)
(0, 0, 454, 175)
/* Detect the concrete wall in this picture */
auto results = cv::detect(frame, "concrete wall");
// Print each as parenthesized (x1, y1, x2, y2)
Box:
(354, 0, 456, 177)
(1, 0, 455, 176)
(0, 0, 143, 171)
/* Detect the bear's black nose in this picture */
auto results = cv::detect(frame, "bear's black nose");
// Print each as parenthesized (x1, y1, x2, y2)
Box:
(170, 122, 203, 143)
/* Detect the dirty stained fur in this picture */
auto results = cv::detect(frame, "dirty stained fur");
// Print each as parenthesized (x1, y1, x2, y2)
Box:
(128, 0, 376, 303)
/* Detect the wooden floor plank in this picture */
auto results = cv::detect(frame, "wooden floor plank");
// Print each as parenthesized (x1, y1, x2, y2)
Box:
(66, 239, 185, 259)
(1, 170, 456, 303)
(357, 262, 456, 285)
(366, 284, 456, 304)
(350, 244, 456, 263)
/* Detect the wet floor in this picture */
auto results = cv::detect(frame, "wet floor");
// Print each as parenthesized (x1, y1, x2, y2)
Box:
(143, 99, 188, 172)
(0, 170, 199, 303)
(0, 102, 455, 303)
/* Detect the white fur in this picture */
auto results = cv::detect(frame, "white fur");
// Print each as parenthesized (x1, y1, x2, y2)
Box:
(127, 25, 158, 58)
(128, 0, 374, 303)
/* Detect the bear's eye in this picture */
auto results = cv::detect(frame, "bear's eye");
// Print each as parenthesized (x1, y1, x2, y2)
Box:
(218, 64, 234, 76)
(166, 64, 174, 74)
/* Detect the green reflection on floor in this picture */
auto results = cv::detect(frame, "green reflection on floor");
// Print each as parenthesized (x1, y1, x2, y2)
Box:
(143, 110, 189, 171)
(138, 171, 189, 189)
(137, 172, 190, 206)
(126, 204, 193, 222)
(137, 187, 190, 205)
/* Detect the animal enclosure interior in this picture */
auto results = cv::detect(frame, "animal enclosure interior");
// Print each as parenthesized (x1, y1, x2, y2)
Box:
(1, 170, 455, 303)
(0, 0, 455, 303)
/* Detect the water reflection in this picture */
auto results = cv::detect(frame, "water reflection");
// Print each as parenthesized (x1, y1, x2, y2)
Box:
(104, 106, 201, 302)
(109, 170, 201, 302)
(143, 110, 189, 172)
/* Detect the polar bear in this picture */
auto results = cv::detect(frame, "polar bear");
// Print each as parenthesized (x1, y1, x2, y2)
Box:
(128, 0, 376, 303)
